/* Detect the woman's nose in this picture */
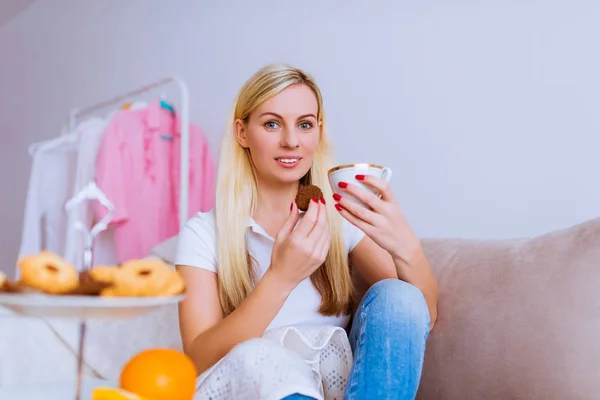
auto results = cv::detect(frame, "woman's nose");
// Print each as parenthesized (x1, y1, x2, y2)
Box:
(280, 128, 299, 148)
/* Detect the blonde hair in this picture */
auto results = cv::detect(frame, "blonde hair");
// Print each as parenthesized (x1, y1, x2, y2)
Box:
(215, 64, 353, 316)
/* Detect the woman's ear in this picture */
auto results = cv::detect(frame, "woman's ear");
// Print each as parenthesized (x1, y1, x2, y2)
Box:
(234, 119, 249, 148)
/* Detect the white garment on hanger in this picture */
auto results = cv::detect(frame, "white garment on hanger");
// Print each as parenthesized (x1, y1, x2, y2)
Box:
(64, 117, 118, 268)
(18, 145, 78, 275)
(18, 117, 120, 357)
(18, 117, 117, 275)
(27, 124, 77, 156)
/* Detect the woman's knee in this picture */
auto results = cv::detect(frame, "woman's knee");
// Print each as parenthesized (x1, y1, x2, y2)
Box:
(360, 278, 430, 332)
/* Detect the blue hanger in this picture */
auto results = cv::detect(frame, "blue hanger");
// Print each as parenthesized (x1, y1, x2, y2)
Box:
(160, 100, 175, 115)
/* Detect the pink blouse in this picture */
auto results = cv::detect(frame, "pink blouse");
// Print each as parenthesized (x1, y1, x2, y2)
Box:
(94, 100, 215, 263)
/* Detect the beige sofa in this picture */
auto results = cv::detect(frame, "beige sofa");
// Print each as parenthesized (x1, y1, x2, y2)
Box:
(418, 217, 600, 399)
(1, 217, 598, 399)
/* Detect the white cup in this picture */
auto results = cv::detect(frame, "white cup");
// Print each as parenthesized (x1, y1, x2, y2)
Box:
(328, 163, 393, 208)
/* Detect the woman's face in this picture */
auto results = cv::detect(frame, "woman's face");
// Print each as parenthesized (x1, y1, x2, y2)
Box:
(235, 84, 321, 186)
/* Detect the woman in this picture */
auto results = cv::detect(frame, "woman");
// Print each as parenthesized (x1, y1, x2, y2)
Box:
(175, 64, 439, 400)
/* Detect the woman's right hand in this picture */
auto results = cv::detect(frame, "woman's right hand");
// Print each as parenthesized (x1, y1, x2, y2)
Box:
(268, 198, 330, 290)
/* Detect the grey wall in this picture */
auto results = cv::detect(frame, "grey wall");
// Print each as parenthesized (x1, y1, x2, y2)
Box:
(1, 0, 598, 275)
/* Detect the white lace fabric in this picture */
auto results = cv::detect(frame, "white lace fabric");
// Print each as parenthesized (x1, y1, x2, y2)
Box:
(195, 326, 354, 400)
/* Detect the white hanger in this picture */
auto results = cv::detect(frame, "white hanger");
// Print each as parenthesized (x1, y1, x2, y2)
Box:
(28, 131, 78, 156)
(129, 100, 148, 110)
(28, 115, 80, 156)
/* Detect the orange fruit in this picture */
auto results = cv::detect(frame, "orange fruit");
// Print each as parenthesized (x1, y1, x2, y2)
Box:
(92, 387, 150, 399)
(119, 348, 197, 400)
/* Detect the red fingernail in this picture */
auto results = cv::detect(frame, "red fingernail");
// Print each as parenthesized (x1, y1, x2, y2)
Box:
(333, 193, 342, 201)
(312, 197, 318, 203)
(320, 197, 326, 204)
(290, 202, 293, 210)
(338, 182, 348, 189)
(355, 174, 365, 180)
(335, 204, 343, 211)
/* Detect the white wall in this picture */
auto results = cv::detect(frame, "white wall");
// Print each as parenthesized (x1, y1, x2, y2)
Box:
(1, 0, 599, 275)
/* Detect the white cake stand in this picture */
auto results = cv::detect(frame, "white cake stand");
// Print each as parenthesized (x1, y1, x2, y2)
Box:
(0, 182, 185, 400)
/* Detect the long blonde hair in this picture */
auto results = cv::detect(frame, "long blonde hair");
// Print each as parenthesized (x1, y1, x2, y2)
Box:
(215, 64, 353, 316)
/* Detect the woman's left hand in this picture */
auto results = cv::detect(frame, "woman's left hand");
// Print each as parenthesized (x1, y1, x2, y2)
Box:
(333, 174, 422, 267)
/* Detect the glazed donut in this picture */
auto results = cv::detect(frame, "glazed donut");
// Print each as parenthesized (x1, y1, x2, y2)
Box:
(101, 259, 181, 297)
(18, 251, 79, 294)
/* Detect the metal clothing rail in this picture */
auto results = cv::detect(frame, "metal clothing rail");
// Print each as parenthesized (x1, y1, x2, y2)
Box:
(67, 76, 191, 230)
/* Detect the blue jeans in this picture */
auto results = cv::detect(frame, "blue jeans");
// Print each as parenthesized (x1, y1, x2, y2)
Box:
(345, 278, 431, 399)
(283, 278, 430, 400)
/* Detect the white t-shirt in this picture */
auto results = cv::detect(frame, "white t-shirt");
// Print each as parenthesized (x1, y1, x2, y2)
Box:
(174, 209, 365, 332)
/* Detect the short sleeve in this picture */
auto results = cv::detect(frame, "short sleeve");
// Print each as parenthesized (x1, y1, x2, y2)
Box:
(342, 218, 366, 253)
(174, 211, 217, 272)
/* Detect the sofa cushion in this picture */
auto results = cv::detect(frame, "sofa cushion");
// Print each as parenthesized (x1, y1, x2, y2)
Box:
(418, 217, 600, 399)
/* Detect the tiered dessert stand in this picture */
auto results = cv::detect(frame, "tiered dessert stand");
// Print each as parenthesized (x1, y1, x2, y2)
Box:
(0, 182, 184, 399)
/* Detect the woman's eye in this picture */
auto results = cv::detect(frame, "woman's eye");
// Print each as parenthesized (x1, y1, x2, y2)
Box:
(299, 122, 313, 130)
(264, 121, 280, 130)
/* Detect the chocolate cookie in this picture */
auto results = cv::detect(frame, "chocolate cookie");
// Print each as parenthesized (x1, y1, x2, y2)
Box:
(66, 271, 113, 296)
(295, 184, 324, 211)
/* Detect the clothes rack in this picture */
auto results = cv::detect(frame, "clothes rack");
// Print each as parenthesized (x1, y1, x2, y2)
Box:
(66, 76, 191, 230)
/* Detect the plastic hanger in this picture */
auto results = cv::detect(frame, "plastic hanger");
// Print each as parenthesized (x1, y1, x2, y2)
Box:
(28, 117, 79, 156)
(159, 92, 175, 115)
(120, 101, 148, 110)
(160, 100, 175, 114)
(129, 101, 147, 110)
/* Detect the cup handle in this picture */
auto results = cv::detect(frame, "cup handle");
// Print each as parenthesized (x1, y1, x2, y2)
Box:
(381, 167, 393, 182)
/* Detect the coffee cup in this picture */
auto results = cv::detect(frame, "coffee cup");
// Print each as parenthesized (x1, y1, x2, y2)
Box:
(328, 163, 393, 208)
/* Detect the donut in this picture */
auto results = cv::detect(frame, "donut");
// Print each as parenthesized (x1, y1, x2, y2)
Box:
(161, 269, 186, 296)
(101, 259, 183, 297)
(89, 266, 119, 285)
(0, 271, 7, 292)
(18, 251, 79, 294)
(295, 184, 324, 211)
